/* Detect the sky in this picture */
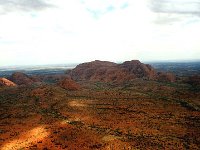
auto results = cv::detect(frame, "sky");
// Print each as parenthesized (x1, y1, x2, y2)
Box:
(0, 0, 200, 66)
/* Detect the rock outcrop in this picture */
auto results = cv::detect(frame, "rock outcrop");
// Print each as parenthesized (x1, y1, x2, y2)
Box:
(0, 78, 17, 87)
(67, 60, 176, 83)
(58, 78, 80, 90)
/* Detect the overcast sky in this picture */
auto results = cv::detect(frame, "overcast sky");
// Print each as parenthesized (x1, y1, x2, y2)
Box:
(0, 0, 200, 66)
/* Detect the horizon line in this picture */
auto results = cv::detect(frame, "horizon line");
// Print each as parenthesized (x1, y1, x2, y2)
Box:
(1, 59, 200, 68)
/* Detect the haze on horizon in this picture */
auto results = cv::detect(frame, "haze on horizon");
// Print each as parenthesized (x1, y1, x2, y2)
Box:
(0, 0, 200, 67)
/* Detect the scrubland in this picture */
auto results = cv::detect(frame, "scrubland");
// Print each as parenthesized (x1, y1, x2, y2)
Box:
(0, 79, 199, 149)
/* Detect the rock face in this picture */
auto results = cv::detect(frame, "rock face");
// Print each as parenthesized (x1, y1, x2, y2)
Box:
(119, 60, 157, 79)
(0, 78, 17, 87)
(58, 78, 80, 90)
(67, 60, 176, 83)
(9, 72, 36, 85)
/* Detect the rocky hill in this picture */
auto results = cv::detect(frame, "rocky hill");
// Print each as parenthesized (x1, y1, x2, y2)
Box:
(0, 78, 17, 87)
(67, 60, 176, 82)
(58, 78, 80, 90)
(9, 72, 40, 85)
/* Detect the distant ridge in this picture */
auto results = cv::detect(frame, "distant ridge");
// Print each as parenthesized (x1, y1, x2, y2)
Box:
(67, 60, 176, 83)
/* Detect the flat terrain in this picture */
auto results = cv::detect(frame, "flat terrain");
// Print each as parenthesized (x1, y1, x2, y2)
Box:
(0, 80, 200, 149)
(151, 61, 200, 76)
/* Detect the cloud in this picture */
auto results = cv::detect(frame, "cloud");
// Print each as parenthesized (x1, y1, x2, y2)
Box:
(150, 0, 200, 15)
(148, 0, 200, 25)
(0, 0, 53, 14)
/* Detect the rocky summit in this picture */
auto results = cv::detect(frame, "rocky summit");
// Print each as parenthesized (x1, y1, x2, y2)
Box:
(67, 60, 176, 82)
